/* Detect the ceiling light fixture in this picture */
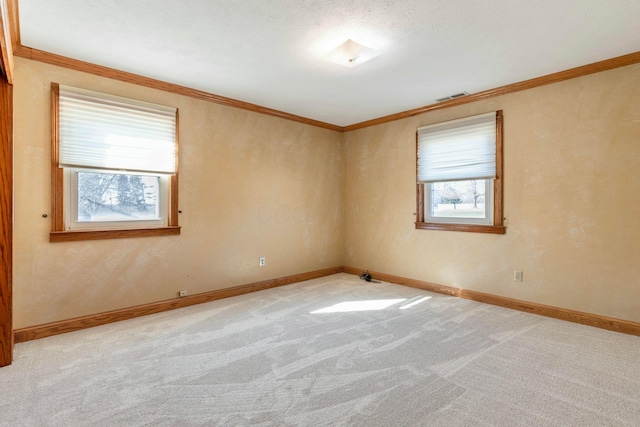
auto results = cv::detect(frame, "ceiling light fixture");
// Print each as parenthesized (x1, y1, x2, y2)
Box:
(324, 39, 380, 68)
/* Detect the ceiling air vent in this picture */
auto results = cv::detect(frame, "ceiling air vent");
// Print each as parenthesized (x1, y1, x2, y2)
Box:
(436, 92, 470, 102)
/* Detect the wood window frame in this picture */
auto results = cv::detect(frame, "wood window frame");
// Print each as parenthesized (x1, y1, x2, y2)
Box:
(415, 110, 505, 234)
(49, 83, 180, 243)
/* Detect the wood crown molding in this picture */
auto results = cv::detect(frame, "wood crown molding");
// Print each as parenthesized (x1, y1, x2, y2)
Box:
(13, 45, 344, 132)
(342, 266, 640, 337)
(11, 38, 640, 133)
(343, 50, 640, 131)
(13, 266, 343, 343)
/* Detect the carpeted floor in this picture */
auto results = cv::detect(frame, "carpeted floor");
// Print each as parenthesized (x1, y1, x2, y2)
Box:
(1, 273, 639, 426)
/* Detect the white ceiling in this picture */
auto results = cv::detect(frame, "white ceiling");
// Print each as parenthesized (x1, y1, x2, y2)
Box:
(18, 0, 640, 127)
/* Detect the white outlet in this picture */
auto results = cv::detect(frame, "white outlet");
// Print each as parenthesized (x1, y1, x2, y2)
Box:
(513, 271, 523, 282)
(179, 289, 188, 297)
(259, 257, 266, 267)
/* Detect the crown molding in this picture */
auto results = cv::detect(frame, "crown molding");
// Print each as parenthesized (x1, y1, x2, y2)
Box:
(17, 44, 640, 133)
(343, 50, 640, 131)
(13, 44, 344, 132)
(7, 0, 640, 132)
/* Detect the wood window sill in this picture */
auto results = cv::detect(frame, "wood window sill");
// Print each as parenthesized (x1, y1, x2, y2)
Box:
(50, 226, 181, 243)
(415, 222, 505, 234)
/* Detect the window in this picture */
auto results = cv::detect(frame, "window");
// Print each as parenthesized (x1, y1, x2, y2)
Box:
(66, 170, 168, 230)
(416, 111, 505, 234)
(50, 83, 180, 242)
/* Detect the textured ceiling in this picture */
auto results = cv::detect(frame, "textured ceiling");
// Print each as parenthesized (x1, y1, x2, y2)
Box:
(17, 0, 640, 127)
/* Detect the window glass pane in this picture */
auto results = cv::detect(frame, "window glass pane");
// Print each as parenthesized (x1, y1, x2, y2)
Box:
(430, 179, 487, 219)
(77, 172, 160, 222)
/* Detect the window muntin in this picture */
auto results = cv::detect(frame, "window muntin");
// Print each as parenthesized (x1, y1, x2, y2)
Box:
(416, 111, 504, 234)
(51, 83, 180, 241)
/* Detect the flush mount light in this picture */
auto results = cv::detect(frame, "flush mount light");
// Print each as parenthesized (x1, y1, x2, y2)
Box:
(324, 39, 380, 68)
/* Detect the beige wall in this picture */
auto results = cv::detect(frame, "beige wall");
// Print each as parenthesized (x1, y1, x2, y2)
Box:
(11, 57, 640, 329)
(343, 63, 640, 322)
(13, 57, 343, 328)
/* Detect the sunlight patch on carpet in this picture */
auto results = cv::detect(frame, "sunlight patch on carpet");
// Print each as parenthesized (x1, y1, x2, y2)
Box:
(311, 299, 405, 313)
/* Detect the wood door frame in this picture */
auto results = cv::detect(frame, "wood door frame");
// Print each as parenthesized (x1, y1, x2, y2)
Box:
(0, 0, 15, 367)
(0, 76, 12, 367)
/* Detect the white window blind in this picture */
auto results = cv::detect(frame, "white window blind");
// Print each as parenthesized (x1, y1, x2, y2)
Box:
(58, 85, 177, 174)
(417, 112, 496, 183)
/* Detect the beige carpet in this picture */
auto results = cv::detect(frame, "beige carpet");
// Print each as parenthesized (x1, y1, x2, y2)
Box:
(1, 273, 639, 426)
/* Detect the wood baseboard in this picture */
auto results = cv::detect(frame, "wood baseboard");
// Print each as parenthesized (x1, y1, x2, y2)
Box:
(16, 265, 639, 343)
(13, 266, 342, 343)
(342, 266, 640, 336)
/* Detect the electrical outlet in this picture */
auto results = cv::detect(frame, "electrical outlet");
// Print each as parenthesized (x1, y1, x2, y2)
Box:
(513, 271, 523, 282)
(179, 289, 188, 297)
(259, 257, 266, 267)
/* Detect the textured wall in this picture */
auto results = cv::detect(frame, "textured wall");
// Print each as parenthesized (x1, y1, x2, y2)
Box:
(343, 63, 640, 322)
(11, 57, 640, 329)
(13, 58, 343, 328)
